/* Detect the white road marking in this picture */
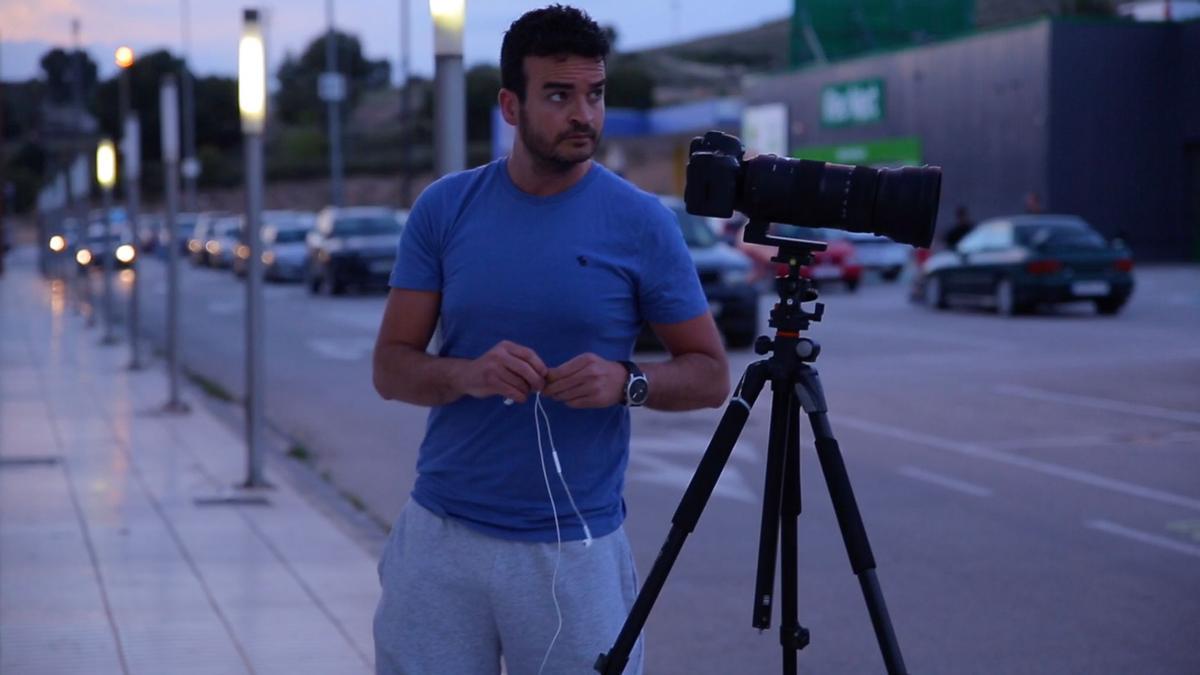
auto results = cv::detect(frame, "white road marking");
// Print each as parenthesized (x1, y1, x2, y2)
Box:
(629, 433, 760, 505)
(307, 337, 375, 361)
(897, 466, 993, 497)
(1086, 520, 1200, 558)
(995, 384, 1200, 426)
(833, 415, 1200, 513)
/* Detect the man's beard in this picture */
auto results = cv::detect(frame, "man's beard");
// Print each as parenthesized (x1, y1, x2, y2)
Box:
(518, 106, 599, 174)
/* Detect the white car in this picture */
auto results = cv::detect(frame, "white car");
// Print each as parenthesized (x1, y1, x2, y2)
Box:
(845, 232, 910, 281)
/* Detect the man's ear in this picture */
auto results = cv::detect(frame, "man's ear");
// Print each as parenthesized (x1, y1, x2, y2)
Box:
(499, 88, 520, 127)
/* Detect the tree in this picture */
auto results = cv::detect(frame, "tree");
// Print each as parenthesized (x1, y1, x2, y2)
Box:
(275, 31, 391, 125)
(39, 48, 98, 105)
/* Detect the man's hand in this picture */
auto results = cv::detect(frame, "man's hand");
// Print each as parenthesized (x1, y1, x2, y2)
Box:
(454, 340, 548, 404)
(543, 354, 626, 408)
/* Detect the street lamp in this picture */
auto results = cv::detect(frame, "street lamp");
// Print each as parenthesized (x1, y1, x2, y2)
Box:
(239, 7, 269, 490)
(96, 139, 118, 345)
(430, 0, 465, 176)
(115, 45, 144, 369)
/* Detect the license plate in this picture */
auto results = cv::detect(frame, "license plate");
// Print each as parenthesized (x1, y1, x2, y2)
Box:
(369, 260, 393, 274)
(811, 265, 841, 280)
(708, 301, 724, 316)
(1072, 281, 1110, 297)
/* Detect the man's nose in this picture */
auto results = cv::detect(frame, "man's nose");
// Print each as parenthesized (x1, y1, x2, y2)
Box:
(568, 97, 593, 127)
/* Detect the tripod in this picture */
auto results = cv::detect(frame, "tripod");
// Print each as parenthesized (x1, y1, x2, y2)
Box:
(596, 227, 907, 675)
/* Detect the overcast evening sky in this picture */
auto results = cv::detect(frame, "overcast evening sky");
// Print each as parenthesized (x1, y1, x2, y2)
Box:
(0, 1, 791, 83)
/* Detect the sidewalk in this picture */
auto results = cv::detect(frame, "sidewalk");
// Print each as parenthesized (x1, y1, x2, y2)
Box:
(1, 248, 380, 675)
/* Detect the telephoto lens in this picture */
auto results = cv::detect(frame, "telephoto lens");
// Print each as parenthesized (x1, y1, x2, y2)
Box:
(685, 131, 942, 248)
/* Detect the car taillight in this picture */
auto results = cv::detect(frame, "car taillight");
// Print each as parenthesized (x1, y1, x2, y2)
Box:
(1026, 259, 1063, 275)
(1114, 259, 1134, 273)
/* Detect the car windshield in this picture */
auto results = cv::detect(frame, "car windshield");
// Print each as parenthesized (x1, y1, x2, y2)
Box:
(1016, 222, 1106, 250)
(333, 216, 399, 237)
(272, 228, 308, 244)
(669, 206, 718, 248)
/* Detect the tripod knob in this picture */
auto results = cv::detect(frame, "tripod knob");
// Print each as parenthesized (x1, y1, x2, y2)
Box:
(795, 338, 820, 361)
(754, 336, 773, 355)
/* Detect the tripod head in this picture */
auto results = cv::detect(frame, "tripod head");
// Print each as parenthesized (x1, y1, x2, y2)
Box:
(743, 219, 825, 360)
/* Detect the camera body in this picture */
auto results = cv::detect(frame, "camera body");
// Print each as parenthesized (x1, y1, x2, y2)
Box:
(684, 131, 942, 249)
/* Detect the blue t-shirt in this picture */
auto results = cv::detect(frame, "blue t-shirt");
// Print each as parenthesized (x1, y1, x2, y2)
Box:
(389, 158, 708, 542)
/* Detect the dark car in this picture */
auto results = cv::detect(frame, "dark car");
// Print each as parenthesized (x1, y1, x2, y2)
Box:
(306, 206, 406, 295)
(914, 215, 1134, 315)
(233, 210, 315, 281)
(75, 222, 137, 270)
(660, 197, 759, 348)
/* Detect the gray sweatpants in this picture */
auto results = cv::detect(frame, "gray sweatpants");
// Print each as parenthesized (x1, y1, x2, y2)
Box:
(373, 500, 644, 675)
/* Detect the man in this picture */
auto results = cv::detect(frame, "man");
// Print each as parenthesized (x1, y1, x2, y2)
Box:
(371, 5, 730, 674)
(942, 205, 974, 250)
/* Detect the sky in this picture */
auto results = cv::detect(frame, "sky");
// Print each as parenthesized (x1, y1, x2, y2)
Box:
(0, 0, 792, 83)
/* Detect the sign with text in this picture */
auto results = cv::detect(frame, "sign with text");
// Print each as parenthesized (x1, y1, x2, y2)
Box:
(821, 78, 885, 128)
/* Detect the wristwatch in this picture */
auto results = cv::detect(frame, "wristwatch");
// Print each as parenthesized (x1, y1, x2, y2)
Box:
(619, 361, 649, 407)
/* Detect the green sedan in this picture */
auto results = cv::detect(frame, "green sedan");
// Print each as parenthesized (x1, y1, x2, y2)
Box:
(914, 215, 1135, 315)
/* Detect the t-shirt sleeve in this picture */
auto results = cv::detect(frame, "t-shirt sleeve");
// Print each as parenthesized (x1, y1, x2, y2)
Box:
(637, 202, 710, 325)
(390, 186, 443, 291)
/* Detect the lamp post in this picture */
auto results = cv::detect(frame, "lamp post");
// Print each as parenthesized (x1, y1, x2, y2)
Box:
(239, 8, 269, 489)
(160, 75, 188, 413)
(116, 46, 145, 369)
(96, 139, 118, 345)
(430, 0, 465, 177)
(322, 0, 345, 206)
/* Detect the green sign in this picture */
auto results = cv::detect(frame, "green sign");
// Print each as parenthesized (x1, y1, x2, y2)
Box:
(792, 136, 922, 167)
(821, 78, 885, 127)
(790, 0, 974, 66)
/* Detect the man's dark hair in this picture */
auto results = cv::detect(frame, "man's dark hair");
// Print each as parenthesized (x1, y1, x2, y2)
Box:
(501, 4, 610, 101)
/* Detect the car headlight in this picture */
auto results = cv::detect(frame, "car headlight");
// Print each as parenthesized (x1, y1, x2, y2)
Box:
(206, 240, 221, 255)
(116, 244, 136, 264)
(49, 235, 66, 252)
(76, 249, 93, 266)
(262, 251, 275, 265)
(721, 268, 753, 286)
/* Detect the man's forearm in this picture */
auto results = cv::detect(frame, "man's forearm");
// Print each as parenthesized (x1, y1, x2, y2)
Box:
(373, 344, 468, 407)
(641, 353, 730, 411)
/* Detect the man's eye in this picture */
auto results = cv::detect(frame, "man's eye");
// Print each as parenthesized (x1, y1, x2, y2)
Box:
(548, 92, 566, 102)
(589, 89, 604, 101)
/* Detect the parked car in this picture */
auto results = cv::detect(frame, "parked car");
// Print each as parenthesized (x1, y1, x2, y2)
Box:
(75, 222, 137, 270)
(659, 196, 759, 348)
(188, 212, 230, 266)
(196, 215, 242, 269)
(912, 214, 1134, 315)
(845, 231, 910, 281)
(737, 224, 863, 292)
(306, 206, 406, 295)
(233, 210, 315, 281)
(158, 212, 198, 256)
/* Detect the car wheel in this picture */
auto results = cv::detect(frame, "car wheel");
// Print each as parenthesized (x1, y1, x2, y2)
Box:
(329, 274, 347, 296)
(1095, 296, 1126, 315)
(994, 278, 1018, 316)
(924, 274, 946, 309)
(845, 277, 860, 293)
(881, 266, 902, 282)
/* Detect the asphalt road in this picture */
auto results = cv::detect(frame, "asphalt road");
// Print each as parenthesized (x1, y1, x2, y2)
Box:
(100, 255, 1200, 674)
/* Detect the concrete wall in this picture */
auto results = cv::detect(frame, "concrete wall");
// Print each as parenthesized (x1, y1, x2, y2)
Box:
(1046, 20, 1193, 258)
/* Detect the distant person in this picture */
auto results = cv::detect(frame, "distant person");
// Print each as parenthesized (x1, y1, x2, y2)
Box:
(1024, 191, 1044, 214)
(370, 6, 729, 675)
(943, 205, 974, 250)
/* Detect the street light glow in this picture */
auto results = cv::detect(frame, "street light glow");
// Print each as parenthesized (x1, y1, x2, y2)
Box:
(239, 9, 267, 134)
(430, 0, 465, 56)
(115, 46, 134, 69)
(96, 139, 117, 189)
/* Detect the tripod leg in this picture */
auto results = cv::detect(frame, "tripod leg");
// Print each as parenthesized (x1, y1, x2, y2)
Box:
(798, 366, 908, 675)
(779, 394, 808, 675)
(753, 384, 793, 629)
(596, 361, 769, 675)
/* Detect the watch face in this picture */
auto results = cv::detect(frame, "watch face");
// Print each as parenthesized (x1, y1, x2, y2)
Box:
(628, 378, 649, 405)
